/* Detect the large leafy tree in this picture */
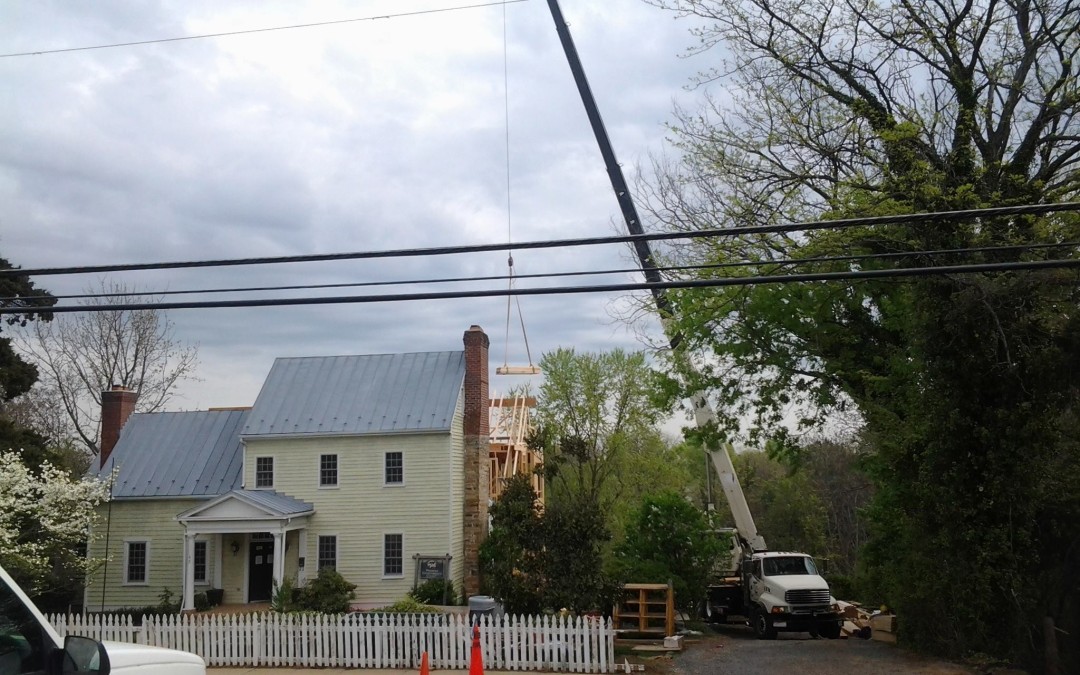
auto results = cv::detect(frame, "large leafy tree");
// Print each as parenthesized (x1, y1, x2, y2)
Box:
(644, 0, 1080, 667)
(610, 492, 725, 616)
(533, 348, 701, 524)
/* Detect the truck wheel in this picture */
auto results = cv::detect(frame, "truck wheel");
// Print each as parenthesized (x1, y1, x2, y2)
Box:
(819, 621, 842, 639)
(752, 608, 778, 640)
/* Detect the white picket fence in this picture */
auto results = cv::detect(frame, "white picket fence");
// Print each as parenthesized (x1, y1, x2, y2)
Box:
(48, 612, 615, 672)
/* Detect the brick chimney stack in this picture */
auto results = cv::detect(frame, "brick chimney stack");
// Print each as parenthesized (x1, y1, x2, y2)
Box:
(462, 325, 490, 598)
(100, 385, 137, 469)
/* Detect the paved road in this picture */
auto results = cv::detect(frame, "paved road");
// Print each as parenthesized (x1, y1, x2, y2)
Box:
(664, 623, 974, 675)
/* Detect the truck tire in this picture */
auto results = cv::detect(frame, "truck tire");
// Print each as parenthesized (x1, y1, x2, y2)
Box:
(819, 620, 842, 639)
(752, 608, 778, 640)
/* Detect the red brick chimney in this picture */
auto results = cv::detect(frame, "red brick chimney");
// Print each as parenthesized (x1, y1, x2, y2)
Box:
(462, 325, 490, 598)
(100, 385, 138, 469)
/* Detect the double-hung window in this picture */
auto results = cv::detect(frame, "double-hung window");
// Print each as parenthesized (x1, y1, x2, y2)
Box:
(320, 454, 338, 487)
(255, 457, 274, 488)
(125, 541, 148, 584)
(318, 535, 337, 570)
(383, 534, 403, 576)
(384, 452, 403, 485)
(193, 541, 207, 584)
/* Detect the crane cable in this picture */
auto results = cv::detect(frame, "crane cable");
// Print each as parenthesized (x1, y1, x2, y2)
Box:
(500, 2, 537, 374)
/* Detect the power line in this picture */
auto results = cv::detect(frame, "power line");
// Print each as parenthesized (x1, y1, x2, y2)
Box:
(3, 202, 1078, 279)
(0, 1, 530, 59)
(7, 240, 1076, 304)
(4, 256, 1077, 316)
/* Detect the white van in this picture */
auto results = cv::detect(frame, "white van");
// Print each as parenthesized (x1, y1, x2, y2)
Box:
(0, 565, 205, 675)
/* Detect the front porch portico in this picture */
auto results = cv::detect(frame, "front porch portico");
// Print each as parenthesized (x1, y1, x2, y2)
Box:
(176, 490, 314, 611)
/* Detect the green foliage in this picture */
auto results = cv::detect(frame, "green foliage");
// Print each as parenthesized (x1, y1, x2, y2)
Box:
(610, 492, 725, 616)
(271, 576, 297, 613)
(646, 0, 1080, 667)
(481, 474, 614, 614)
(371, 597, 442, 614)
(156, 588, 179, 612)
(0, 255, 55, 403)
(479, 474, 544, 614)
(295, 567, 356, 614)
(409, 579, 459, 606)
(540, 497, 613, 614)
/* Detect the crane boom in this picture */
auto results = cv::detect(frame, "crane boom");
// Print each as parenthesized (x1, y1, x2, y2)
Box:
(544, 0, 765, 552)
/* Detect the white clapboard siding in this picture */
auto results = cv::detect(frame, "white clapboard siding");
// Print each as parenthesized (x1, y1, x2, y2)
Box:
(47, 612, 614, 672)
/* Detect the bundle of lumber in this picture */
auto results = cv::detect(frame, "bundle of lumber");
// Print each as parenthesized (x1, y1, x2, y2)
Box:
(836, 600, 873, 639)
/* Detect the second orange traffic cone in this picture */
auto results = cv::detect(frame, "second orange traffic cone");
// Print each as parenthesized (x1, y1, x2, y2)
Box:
(468, 624, 484, 675)
(419, 651, 430, 675)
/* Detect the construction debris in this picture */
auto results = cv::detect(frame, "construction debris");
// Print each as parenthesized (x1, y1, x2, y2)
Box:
(837, 601, 880, 640)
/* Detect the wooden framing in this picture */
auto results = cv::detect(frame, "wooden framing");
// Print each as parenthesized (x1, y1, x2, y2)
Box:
(488, 393, 544, 503)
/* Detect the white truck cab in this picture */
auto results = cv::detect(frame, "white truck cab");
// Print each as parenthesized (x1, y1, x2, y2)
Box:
(746, 552, 840, 639)
(0, 565, 205, 675)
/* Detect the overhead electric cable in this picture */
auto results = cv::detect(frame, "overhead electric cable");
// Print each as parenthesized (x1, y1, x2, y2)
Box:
(0, 1, 529, 58)
(8, 240, 1076, 304)
(4, 202, 1078, 279)
(5, 256, 1078, 316)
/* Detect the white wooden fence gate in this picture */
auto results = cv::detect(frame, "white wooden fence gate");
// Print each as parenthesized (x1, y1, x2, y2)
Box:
(48, 612, 615, 672)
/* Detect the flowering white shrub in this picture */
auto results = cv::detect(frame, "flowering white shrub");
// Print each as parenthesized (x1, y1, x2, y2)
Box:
(0, 450, 111, 595)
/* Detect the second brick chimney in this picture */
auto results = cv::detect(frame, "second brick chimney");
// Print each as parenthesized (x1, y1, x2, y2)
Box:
(462, 325, 490, 598)
(100, 385, 138, 469)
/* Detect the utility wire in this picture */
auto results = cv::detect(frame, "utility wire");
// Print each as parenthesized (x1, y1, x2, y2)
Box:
(4, 256, 1077, 315)
(6, 240, 1076, 304)
(3, 202, 1078, 279)
(0, 1, 530, 59)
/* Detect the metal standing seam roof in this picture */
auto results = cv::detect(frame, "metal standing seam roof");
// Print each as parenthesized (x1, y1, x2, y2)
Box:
(230, 489, 314, 515)
(242, 350, 465, 437)
(98, 410, 247, 498)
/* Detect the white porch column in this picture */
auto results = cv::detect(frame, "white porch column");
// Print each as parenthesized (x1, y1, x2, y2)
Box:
(182, 532, 196, 611)
(272, 530, 286, 590)
(297, 529, 308, 585)
(213, 534, 223, 588)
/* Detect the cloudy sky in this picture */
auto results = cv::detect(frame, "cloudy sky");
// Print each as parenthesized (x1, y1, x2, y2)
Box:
(1, 0, 711, 411)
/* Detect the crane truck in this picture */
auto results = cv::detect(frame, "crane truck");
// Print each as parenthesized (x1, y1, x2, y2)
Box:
(703, 439, 842, 639)
(541, 0, 841, 642)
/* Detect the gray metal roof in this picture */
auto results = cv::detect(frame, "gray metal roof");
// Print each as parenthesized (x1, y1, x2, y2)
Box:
(99, 410, 246, 498)
(243, 350, 465, 437)
(230, 489, 314, 516)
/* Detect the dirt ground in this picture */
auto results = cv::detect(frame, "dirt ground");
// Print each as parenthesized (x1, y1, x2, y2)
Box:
(624, 623, 979, 675)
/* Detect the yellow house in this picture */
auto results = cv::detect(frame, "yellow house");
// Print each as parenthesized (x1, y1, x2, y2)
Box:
(84, 326, 491, 612)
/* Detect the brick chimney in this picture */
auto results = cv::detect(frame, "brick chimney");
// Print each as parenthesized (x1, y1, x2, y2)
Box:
(100, 385, 138, 469)
(462, 325, 490, 598)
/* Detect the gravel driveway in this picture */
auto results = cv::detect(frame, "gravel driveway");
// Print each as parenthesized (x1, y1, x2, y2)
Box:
(656, 623, 974, 675)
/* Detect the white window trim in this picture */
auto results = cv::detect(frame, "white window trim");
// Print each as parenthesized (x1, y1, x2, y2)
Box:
(193, 539, 210, 586)
(382, 532, 404, 578)
(317, 534, 339, 571)
(122, 539, 150, 586)
(254, 455, 275, 489)
(318, 453, 339, 489)
(383, 451, 405, 487)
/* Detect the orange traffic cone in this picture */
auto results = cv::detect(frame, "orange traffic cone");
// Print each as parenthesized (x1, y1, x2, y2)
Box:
(419, 651, 430, 675)
(468, 624, 484, 675)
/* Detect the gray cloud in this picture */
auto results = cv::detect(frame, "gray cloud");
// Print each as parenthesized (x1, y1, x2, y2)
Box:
(2, 0, 708, 410)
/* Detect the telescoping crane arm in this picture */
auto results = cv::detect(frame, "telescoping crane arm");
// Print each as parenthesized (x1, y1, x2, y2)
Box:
(543, 0, 766, 553)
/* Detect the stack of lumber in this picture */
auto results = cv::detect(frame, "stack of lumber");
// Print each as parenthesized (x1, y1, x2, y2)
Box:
(836, 600, 873, 639)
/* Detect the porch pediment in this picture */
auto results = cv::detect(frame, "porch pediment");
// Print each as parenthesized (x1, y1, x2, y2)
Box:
(177, 489, 315, 523)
